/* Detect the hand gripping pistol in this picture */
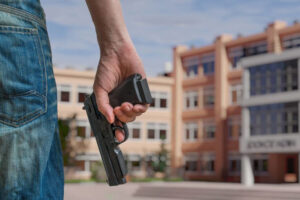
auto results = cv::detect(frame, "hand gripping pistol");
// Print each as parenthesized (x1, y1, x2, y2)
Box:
(83, 74, 152, 186)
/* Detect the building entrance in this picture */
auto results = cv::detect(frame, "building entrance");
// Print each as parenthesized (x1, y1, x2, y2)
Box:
(285, 155, 298, 183)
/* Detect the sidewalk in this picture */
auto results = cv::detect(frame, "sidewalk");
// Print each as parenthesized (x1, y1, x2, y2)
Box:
(64, 182, 300, 200)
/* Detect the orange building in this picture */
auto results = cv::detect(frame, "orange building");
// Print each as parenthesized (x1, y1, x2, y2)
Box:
(172, 20, 300, 183)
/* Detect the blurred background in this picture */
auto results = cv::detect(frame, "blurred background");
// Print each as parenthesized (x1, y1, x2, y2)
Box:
(42, 0, 300, 199)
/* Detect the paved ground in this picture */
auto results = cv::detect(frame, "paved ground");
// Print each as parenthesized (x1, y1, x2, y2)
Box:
(64, 182, 300, 200)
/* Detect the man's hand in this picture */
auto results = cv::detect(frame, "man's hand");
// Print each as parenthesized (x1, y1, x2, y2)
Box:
(86, 0, 149, 142)
(93, 42, 148, 142)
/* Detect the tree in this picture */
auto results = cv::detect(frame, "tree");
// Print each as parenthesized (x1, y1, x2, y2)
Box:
(58, 114, 77, 166)
(152, 136, 168, 173)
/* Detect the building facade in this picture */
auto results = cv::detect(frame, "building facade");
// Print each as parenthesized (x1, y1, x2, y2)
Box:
(54, 68, 174, 179)
(240, 49, 300, 185)
(172, 20, 300, 183)
(54, 20, 300, 184)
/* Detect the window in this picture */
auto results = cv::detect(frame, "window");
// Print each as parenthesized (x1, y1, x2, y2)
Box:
(203, 86, 214, 107)
(185, 161, 198, 172)
(150, 92, 169, 109)
(145, 154, 158, 168)
(228, 116, 241, 139)
(287, 158, 296, 173)
(127, 122, 141, 139)
(75, 160, 85, 171)
(132, 129, 140, 139)
(186, 65, 198, 77)
(159, 129, 167, 140)
(184, 153, 198, 172)
(184, 91, 198, 109)
(230, 84, 243, 105)
(78, 92, 86, 103)
(160, 98, 167, 108)
(201, 53, 215, 75)
(125, 154, 142, 171)
(147, 123, 168, 140)
(203, 121, 215, 139)
(77, 126, 86, 138)
(57, 84, 71, 103)
(228, 46, 243, 69)
(228, 159, 241, 174)
(251, 155, 268, 175)
(77, 85, 92, 103)
(243, 41, 267, 57)
(228, 153, 241, 175)
(250, 102, 298, 135)
(131, 161, 141, 169)
(283, 34, 300, 49)
(61, 91, 70, 102)
(200, 153, 215, 174)
(75, 120, 92, 139)
(184, 122, 198, 142)
(228, 41, 267, 69)
(182, 56, 201, 78)
(147, 128, 155, 139)
(249, 59, 298, 96)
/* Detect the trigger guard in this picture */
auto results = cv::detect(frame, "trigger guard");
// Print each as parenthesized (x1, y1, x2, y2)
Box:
(111, 122, 129, 145)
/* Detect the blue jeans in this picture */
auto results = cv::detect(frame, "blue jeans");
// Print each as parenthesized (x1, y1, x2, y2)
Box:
(0, 1, 64, 199)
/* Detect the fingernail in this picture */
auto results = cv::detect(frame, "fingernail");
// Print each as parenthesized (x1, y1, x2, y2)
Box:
(126, 105, 131, 111)
(108, 114, 114, 124)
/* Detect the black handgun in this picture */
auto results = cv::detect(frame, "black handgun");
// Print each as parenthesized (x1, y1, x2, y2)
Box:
(83, 74, 152, 186)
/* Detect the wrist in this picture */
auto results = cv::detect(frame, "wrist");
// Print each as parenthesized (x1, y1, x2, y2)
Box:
(99, 38, 135, 57)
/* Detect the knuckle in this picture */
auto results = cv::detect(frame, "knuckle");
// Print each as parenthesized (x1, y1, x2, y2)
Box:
(128, 116, 136, 122)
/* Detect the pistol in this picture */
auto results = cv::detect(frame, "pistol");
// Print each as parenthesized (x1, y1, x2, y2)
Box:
(83, 74, 152, 186)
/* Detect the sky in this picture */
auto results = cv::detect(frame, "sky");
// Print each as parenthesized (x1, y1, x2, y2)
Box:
(41, 0, 300, 77)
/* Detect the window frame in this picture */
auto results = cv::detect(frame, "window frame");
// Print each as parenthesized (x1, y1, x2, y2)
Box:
(203, 120, 216, 140)
(146, 123, 169, 141)
(184, 122, 198, 142)
(184, 90, 198, 110)
(75, 120, 92, 140)
(149, 91, 169, 109)
(200, 153, 215, 175)
(125, 154, 142, 171)
(182, 56, 201, 79)
(227, 152, 241, 175)
(76, 85, 93, 104)
(282, 33, 300, 50)
(250, 102, 298, 136)
(251, 154, 269, 176)
(201, 53, 215, 76)
(184, 153, 199, 172)
(127, 122, 142, 141)
(228, 116, 241, 140)
(57, 84, 72, 103)
(229, 83, 243, 105)
(203, 86, 215, 108)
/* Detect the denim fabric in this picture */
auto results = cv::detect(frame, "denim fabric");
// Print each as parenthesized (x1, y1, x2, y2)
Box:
(0, 1, 64, 200)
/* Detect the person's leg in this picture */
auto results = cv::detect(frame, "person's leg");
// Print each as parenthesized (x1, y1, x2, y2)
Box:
(0, 2, 64, 199)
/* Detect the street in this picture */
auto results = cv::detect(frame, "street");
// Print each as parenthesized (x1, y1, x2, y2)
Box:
(64, 182, 300, 200)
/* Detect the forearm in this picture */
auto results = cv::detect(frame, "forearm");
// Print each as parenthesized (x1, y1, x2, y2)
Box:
(85, 0, 147, 126)
(85, 0, 131, 54)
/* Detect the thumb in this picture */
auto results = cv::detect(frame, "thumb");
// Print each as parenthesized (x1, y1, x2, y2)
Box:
(94, 87, 115, 124)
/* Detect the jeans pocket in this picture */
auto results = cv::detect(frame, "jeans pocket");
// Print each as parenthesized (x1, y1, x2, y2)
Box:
(0, 25, 46, 127)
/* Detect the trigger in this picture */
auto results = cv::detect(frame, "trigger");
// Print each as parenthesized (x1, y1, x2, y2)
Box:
(111, 125, 126, 144)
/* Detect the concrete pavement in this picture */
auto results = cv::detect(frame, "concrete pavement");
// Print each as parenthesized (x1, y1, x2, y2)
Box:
(64, 182, 300, 200)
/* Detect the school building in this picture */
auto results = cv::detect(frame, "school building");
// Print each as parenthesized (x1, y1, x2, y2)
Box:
(172, 20, 300, 183)
(54, 20, 300, 184)
(54, 67, 174, 180)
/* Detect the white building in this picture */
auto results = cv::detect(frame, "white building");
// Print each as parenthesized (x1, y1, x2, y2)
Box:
(240, 48, 300, 185)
